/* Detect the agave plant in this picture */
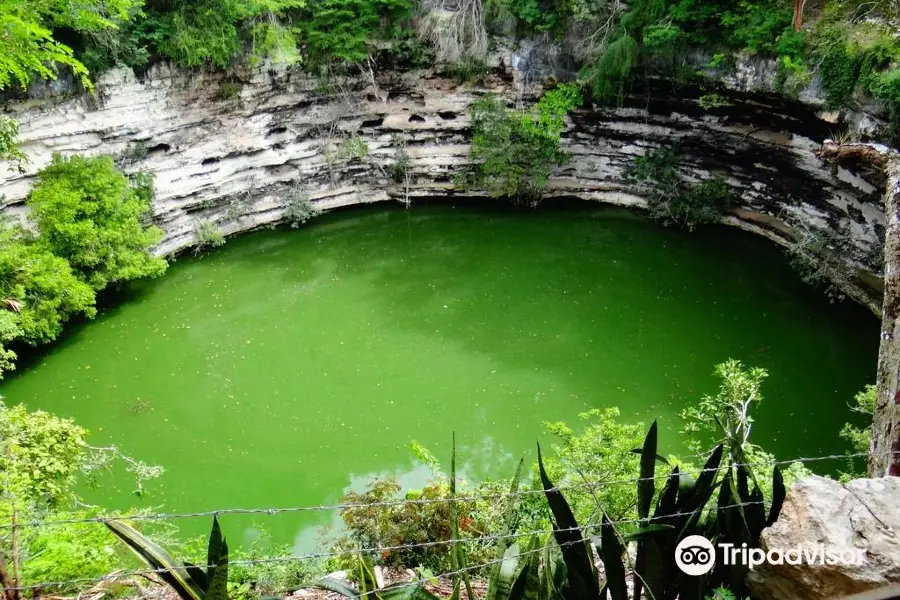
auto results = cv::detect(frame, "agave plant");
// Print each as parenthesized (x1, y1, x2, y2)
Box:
(532, 421, 786, 600)
(105, 516, 229, 600)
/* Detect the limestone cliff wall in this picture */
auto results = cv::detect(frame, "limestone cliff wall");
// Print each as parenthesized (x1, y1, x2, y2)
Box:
(0, 56, 888, 310)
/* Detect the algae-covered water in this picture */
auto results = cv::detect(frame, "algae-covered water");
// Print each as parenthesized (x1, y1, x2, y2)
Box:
(0, 203, 879, 549)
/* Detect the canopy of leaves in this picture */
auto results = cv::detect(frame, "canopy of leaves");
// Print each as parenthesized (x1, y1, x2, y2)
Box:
(0, 400, 87, 507)
(0, 0, 140, 90)
(0, 226, 97, 347)
(27, 154, 167, 290)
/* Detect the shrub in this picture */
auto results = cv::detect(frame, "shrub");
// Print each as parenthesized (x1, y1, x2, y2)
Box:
(627, 148, 733, 231)
(285, 189, 323, 228)
(0, 226, 96, 346)
(194, 220, 226, 254)
(27, 155, 167, 290)
(461, 84, 581, 206)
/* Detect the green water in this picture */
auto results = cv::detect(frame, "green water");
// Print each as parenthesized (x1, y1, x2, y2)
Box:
(0, 203, 880, 549)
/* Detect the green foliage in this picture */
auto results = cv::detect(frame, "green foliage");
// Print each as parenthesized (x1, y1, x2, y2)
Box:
(194, 220, 226, 253)
(840, 384, 876, 454)
(0, 401, 87, 506)
(681, 359, 811, 490)
(627, 148, 733, 231)
(107, 516, 229, 600)
(0, 116, 29, 173)
(534, 408, 644, 522)
(228, 531, 322, 599)
(442, 58, 491, 85)
(339, 134, 369, 161)
(298, 0, 414, 66)
(0, 0, 144, 91)
(462, 85, 581, 206)
(285, 188, 322, 228)
(0, 226, 97, 346)
(0, 311, 19, 379)
(820, 44, 860, 109)
(27, 155, 167, 290)
(19, 516, 123, 588)
(336, 479, 456, 572)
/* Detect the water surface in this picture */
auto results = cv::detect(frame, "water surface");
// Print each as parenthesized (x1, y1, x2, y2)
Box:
(1, 203, 879, 548)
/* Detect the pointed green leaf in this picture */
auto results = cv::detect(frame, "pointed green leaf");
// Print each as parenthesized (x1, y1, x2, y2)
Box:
(537, 443, 599, 600)
(206, 537, 229, 600)
(767, 466, 785, 527)
(105, 519, 204, 600)
(207, 516, 224, 581)
(599, 514, 627, 600)
(638, 421, 658, 520)
(184, 562, 208, 593)
(487, 457, 526, 600)
(314, 576, 360, 598)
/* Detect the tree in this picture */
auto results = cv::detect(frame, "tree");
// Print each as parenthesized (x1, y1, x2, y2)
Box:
(0, 226, 96, 347)
(27, 155, 167, 290)
(0, 0, 141, 91)
(461, 84, 581, 205)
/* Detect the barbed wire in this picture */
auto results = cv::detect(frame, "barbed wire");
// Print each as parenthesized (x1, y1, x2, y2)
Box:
(0, 449, 882, 532)
(0, 499, 769, 593)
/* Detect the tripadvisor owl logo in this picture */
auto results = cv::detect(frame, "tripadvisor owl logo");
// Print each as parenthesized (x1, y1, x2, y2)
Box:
(675, 535, 716, 576)
(674, 535, 866, 576)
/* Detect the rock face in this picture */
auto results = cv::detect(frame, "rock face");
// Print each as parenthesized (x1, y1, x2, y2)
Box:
(747, 476, 900, 600)
(0, 51, 888, 310)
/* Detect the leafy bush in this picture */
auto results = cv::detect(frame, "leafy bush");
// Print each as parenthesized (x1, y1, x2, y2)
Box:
(461, 84, 581, 205)
(27, 155, 167, 290)
(530, 408, 645, 523)
(195, 220, 227, 253)
(627, 148, 733, 231)
(285, 189, 323, 228)
(840, 384, 876, 454)
(0, 0, 143, 91)
(0, 225, 96, 346)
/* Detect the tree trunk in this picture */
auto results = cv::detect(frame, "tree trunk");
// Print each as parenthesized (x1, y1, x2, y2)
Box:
(793, 0, 806, 31)
(820, 141, 900, 477)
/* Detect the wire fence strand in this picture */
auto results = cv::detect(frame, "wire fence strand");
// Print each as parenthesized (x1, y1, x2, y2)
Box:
(1, 449, 893, 594)
(0, 449, 883, 532)
(1, 499, 771, 594)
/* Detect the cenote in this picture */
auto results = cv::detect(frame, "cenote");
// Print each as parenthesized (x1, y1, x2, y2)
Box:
(0, 201, 880, 550)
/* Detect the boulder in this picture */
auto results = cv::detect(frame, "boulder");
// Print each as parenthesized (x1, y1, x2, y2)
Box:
(746, 476, 900, 600)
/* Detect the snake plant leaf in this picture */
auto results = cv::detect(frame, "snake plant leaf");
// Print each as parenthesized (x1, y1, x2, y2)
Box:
(492, 543, 523, 600)
(677, 445, 723, 514)
(184, 563, 208, 592)
(767, 465, 785, 527)
(359, 554, 379, 596)
(654, 467, 680, 519)
(736, 464, 750, 502)
(379, 583, 444, 600)
(633, 421, 658, 600)
(746, 484, 767, 546)
(638, 421, 658, 520)
(207, 516, 224, 581)
(487, 457, 526, 600)
(206, 538, 229, 600)
(537, 443, 600, 600)
(314, 576, 361, 598)
(449, 433, 476, 600)
(105, 519, 205, 600)
(599, 513, 627, 600)
(628, 449, 669, 465)
(513, 537, 542, 600)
